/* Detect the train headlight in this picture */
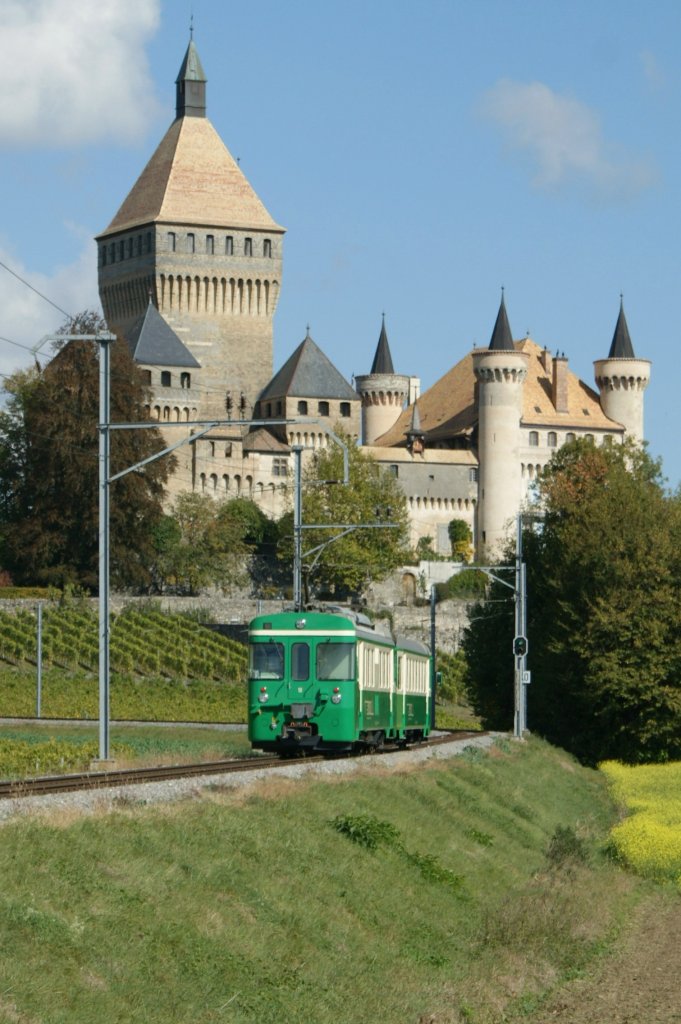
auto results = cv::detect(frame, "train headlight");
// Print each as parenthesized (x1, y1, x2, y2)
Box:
(331, 687, 342, 705)
(258, 687, 269, 704)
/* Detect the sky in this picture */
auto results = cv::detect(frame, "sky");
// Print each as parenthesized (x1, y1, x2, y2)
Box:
(0, 0, 680, 485)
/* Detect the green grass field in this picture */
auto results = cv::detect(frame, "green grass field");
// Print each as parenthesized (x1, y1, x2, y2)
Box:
(0, 737, 656, 1024)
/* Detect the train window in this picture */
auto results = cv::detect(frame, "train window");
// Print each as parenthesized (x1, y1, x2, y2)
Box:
(291, 643, 309, 681)
(317, 642, 354, 681)
(249, 642, 284, 680)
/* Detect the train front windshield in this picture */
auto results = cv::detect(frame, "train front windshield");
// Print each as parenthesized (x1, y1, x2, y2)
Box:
(316, 642, 354, 681)
(249, 642, 285, 680)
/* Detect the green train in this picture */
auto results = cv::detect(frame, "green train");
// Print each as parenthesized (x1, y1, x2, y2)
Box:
(248, 608, 432, 754)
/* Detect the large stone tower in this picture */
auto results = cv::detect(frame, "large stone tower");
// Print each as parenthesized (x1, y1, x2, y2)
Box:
(594, 299, 650, 443)
(472, 294, 529, 556)
(355, 317, 416, 444)
(96, 37, 284, 419)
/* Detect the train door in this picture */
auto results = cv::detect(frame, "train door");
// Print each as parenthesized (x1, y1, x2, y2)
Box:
(288, 641, 314, 720)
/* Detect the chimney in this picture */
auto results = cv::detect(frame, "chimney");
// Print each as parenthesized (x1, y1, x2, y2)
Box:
(541, 347, 552, 375)
(552, 353, 569, 413)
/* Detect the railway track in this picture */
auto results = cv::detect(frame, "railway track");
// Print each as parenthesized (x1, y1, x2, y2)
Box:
(0, 731, 485, 801)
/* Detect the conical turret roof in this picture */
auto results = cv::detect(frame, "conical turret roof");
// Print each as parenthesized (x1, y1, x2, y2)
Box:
(489, 292, 515, 351)
(608, 298, 636, 358)
(126, 300, 201, 367)
(259, 332, 357, 401)
(370, 316, 395, 374)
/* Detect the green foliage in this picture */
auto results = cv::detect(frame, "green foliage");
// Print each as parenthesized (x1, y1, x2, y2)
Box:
(0, 312, 173, 591)
(0, 737, 113, 778)
(435, 569, 488, 601)
(331, 813, 400, 850)
(331, 813, 466, 893)
(448, 518, 473, 562)
(152, 493, 261, 594)
(546, 825, 588, 868)
(286, 435, 410, 599)
(464, 439, 681, 765)
(435, 649, 468, 703)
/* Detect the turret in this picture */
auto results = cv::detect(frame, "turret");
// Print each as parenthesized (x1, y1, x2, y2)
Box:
(355, 317, 412, 444)
(472, 292, 529, 557)
(175, 37, 206, 118)
(594, 299, 650, 443)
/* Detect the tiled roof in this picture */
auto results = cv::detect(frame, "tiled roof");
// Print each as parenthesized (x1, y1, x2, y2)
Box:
(99, 116, 283, 236)
(243, 427, 290, 453)
(259, 333, 357, 401)
(126, 302, 201, 368)
(374, 338, 622, 448)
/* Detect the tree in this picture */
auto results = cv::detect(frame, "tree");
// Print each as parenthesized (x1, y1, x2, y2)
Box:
(150, 494, 265, 594)
(463, 438, 681, 764)
(448, 518, 473, 562)
(281, 436, 410, 600)
(0, 312, 174, 591)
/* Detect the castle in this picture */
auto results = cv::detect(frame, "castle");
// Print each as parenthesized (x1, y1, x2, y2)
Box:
(97, 38, 651, 560)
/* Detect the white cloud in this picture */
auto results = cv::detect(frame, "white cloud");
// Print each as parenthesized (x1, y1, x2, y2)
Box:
(0, 236, 101, 378)
(0, 0, 161, 146)
(479, 79, 656, 199)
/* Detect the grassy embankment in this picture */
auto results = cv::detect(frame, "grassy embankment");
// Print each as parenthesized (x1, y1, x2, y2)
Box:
(0, 737, 659, 1024)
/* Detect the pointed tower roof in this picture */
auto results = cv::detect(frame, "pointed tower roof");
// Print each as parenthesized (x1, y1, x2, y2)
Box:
(259, 332, 357, 401)
(608, 297, 636, 358)
(175, 38, 207, 118)
(98, 39, 283, 237)
(370, 316, 395, 374)
(126, 300, 201, 367)
(489, 291, 515, 351)
(406, 401, 424, 438)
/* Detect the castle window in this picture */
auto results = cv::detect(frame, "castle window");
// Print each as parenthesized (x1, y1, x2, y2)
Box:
(168, 232, 176, 252)
(244, 237, 253, 256)
(388, 465, 399, 477)
(101, 246, 107, 267)
(566, 432, 576, 443)
(109, 243, 116, 263)
(263, 239, 272, 258)
(529, 431, 539, 447)
(276, 401, 282, 415)
(266, 403, 272, 417)
(206, 234, 214, 254)
(137, 235, 143, 255)
(180, 372, 191, 389)
(210, 473, 218, 493)
(297, 400, 308, 414)
(187, 233, 195, 253)
(318, 400, 329, 416)
(469, 468, 478, 482)
(225, 236, 234, 255)
(200, 473, 206, 493)
(209, 442, 215, 457)
(547, 431, 557, 447)
(340, 402, 351, 418)
(161, 371, 171, 387)
(127, 237, 133, 258)
(585, 433, 595, 443)
(145, 232, 152, 253)
(140, 369, 152, 386)
(119, 240, 125, 260)
(273, 458, 288, 477)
